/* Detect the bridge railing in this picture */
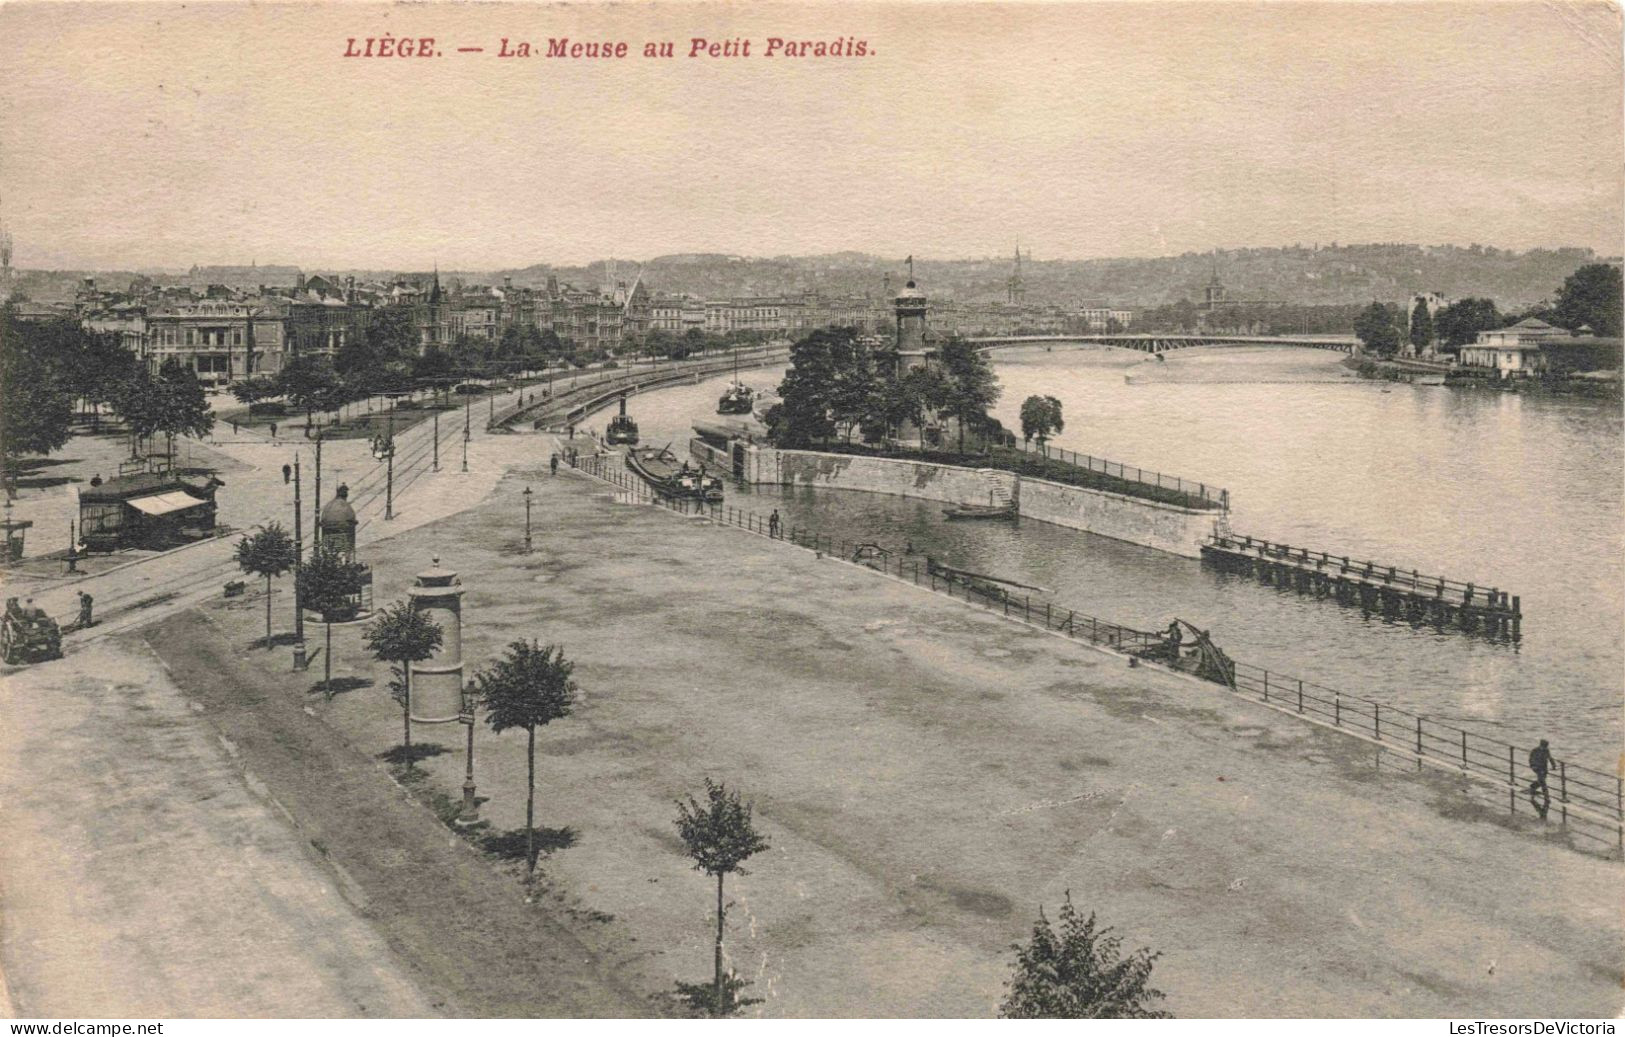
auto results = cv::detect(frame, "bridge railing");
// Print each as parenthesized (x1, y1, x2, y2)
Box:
(1015, 439, 1229, 511)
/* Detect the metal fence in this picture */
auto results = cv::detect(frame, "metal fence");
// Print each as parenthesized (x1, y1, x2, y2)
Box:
(564, 448, 1622, 859)
(1014, 438, 1229, 510)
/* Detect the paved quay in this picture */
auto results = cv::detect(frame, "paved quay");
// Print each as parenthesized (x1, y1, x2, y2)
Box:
(137, 446, 1624, 1017)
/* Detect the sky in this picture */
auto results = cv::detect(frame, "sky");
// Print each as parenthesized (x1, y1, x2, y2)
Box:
(1, 0, 1620, 270)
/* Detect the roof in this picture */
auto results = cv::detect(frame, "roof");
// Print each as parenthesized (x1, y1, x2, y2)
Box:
(1506, 317, 1558, 331)
(81, 472, 219, 503)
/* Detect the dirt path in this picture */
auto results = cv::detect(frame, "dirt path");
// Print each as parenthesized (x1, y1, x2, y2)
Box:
(0, 641, 434, 1017)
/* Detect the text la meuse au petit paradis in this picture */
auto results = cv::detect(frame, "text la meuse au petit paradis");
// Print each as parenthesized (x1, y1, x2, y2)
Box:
(342, 37, 873, 60)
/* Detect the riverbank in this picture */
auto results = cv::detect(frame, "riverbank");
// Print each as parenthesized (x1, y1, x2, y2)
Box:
(129, 449, 1623, 1016)
(1346, 355, 1623, 397)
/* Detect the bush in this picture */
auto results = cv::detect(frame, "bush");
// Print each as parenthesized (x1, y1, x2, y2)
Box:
(453, 383, 484, 396)
(247, 401, 287, 416)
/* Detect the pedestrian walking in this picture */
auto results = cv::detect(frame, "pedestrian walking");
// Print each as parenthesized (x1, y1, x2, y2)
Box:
(768, 509, 781, 539)
(550, 453, 559, 476)
(1528, 739, 1553, 818)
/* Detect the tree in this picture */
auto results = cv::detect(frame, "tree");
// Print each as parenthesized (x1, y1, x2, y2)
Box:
(674, 778, 770, 1017)
(362, 601, 443, 770)
(235, 523, 297, 650)
(1352, 302, 1402, 356)
(768, 328, 846, 447)
(231, 375, 279, 407)
(473, 639, 577, 877)
(1433, 297, 1502, 351)
(1000, 893, 1170, 1019)
(0, 308, 76, 491)
(296, 538, 368, 699)
(937, 336, 1001, 452)
(1409, 299, 1434, 352)
(1554, 263, 1623, 337)
(278, 354, 344, 426)
(153, 358, 215, 458)
(1019, 395, 1065, 449)
(110, 363, 162, 458)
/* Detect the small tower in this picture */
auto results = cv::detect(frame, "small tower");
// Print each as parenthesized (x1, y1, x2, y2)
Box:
(408, 557, 466, 724)
(894, 257, 931, 376)
(1007, 242, 1026, 305)
(1203, 254, 1226, 310)
(318, 484, 358, 559)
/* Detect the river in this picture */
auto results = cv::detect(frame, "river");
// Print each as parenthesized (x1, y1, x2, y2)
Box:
(602, 346, 1623, 765)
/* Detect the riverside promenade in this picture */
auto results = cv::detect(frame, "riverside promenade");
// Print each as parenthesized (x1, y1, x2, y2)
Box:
(122, 443, 1625, 1017)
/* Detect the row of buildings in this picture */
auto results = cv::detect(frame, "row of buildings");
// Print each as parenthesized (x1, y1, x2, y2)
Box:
(40, 268, 1137, 386)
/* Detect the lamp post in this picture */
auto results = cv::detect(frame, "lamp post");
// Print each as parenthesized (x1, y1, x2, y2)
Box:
(312, 425, 323, 546)
(522, 485, 533, 552)
(462, 394, 471, 473)
(372, 407, 396, 521)
(432, 411, 440, 472)
(460, 684, 479, 824)
(289, 454, 307, 670)
(65, 521, 78, 574)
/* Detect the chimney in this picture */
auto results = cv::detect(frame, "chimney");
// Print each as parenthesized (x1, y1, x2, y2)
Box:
(346, 276, 356, 303)
(295, 272, 306, 292)
(504, 276, 512, 289)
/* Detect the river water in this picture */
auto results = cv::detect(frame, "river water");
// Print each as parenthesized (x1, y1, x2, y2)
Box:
(607, 347, 1623, 765)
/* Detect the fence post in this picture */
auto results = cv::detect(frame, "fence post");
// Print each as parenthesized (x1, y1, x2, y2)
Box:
(912, 561, 919, 583)
(1374, 703, 1381, 740)
(1297, 679, 1303, 713)
(1559, 761, 1567, 826)
(1262, 671, 1269, 703)
(1415, 716, 1423, 768)
(1045, 602, 1051, 628)
(1509, 745, 1516, 815)
(1334, 693, 1341, 726)
(1461, 730, 1468, 771)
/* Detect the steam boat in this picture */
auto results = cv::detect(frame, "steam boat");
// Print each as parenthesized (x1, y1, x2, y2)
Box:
(605, 395, 640, 446)
(716, 348, 756, 415)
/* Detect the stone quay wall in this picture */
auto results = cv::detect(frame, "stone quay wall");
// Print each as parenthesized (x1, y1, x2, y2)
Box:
(731, 442, 1218, 559)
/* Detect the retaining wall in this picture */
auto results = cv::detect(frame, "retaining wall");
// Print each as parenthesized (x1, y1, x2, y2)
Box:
(1017, 475, 1216, 558)
(742, 446, 1015, 507)
(733, 442, 1216, 558)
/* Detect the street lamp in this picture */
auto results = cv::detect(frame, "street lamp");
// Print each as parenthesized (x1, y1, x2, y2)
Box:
(371, 407, 395, 520)
(288, 453, 307, 670)
(522, 485, 533, 553)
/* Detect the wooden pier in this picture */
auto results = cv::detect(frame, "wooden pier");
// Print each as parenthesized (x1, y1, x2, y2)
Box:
(1200, 533, 1522, 640)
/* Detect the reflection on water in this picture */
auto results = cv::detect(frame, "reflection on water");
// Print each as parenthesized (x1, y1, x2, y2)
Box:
(612, 347, 1623, 764)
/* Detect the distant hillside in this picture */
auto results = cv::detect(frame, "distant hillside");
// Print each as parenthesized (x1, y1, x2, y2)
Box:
(12, 243, 1607, 311)
(495, 244, 1606, 310)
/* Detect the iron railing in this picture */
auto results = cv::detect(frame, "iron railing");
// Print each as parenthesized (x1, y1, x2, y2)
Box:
(563, 449, 1622, 859)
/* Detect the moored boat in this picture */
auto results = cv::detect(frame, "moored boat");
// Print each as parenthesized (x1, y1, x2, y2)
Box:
(626, 444, 724, 502)
(717, 348, 756, 414)
(942, 501, 1016, 520)
(606, 395, 639, 445)
(717, 380, 755, 415)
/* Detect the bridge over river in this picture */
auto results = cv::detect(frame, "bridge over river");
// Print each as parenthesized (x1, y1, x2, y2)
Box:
(969, 333, 1360, 355)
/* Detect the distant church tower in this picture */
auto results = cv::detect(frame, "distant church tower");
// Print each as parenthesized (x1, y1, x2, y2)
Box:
(1203, 253, 1227, 310)
(1007, 243, 1026, 305)
(894, 256, 931, 375)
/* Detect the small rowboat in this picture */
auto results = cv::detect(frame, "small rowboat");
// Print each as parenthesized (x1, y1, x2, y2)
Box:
(943, 502, 1016, 520)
